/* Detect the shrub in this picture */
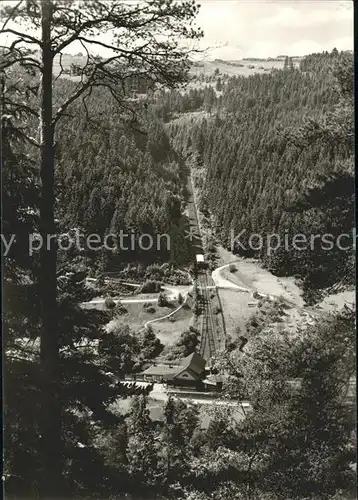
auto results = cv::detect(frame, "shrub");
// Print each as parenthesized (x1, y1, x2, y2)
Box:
(169, 315, 175, 322)
(114, 301, 128, 316)
(192, 301, 201, 316)
(226, 335, 238, 352)
(158, 292, 168, 307)
(139, 280, 162, 293)
(91, 285, 102, 296)
(177, 330, 199, 356)
(146, 264, 163, 278)
(238, 336, 248, 352)
(229, 263, 237, 273)
(146, 306, 156, 314)
(139, 326, 164, 360)
(213, 305, 222, 314)
(104, 297, 116, 309)
(96, 274, 105, 287)
(177, 292, 184, 305)
(143, 302, 152, 309)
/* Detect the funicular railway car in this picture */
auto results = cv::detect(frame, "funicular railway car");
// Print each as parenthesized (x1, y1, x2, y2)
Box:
(196, 254, 209, 270)
(189, 254, 209, 279)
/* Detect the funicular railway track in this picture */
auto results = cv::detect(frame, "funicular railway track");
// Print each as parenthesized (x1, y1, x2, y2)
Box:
(197, 270, 218, 360)
(187, 175, 222, 360)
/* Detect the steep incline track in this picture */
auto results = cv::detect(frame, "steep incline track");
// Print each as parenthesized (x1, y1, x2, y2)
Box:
(186, 175, 223, 360)
(197, 271, 220, 360)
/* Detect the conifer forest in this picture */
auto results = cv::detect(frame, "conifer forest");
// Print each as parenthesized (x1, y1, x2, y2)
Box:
(1, 2, 355, 500)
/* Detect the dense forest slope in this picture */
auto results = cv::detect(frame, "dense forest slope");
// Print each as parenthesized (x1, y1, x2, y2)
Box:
(167, 50, 354, 301)
(53, 82, 192, 268)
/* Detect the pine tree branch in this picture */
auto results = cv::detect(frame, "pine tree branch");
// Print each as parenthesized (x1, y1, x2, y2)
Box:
(1, 0, 24, 31)
(1, 28, 40, 46)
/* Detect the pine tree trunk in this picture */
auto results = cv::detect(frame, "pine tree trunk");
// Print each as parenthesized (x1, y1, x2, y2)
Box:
(39, 1, 62, 496)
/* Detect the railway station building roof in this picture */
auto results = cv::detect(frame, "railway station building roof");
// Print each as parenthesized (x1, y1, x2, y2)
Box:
(141, 352, 206, 382)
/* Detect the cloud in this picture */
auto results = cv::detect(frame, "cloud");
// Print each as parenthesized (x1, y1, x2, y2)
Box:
(246, 41, 280, 59)
(1, 0, 352, 60)
(207, 44, 245, 61)
(289, 40, 328, 56)
(198, 0, 353, 59)
(330, 36, 354, 51)
(258, 3, 353, 29)
(258, 6, 305, 27)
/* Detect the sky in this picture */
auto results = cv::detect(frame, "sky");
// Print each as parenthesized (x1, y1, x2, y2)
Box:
(195, 0, 353, 59)
(0, 0, 354, 60)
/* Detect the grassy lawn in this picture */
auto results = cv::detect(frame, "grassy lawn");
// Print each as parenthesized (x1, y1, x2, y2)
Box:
(221, 265, 254, 290)
(218, 288, 258, 337)
(222, 260, 304, 307)
(189, 58, 287, 78)
(106, 301, 176, 329)
(216, 245, 241, 267)
(149, 304, 194, 347)
(111, 397, 166, 422)
(106, 299, 194, 348)
(217, 246, 304, 307)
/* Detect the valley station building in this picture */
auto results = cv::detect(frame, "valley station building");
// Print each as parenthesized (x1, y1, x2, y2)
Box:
(141, 352, 206, 387)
